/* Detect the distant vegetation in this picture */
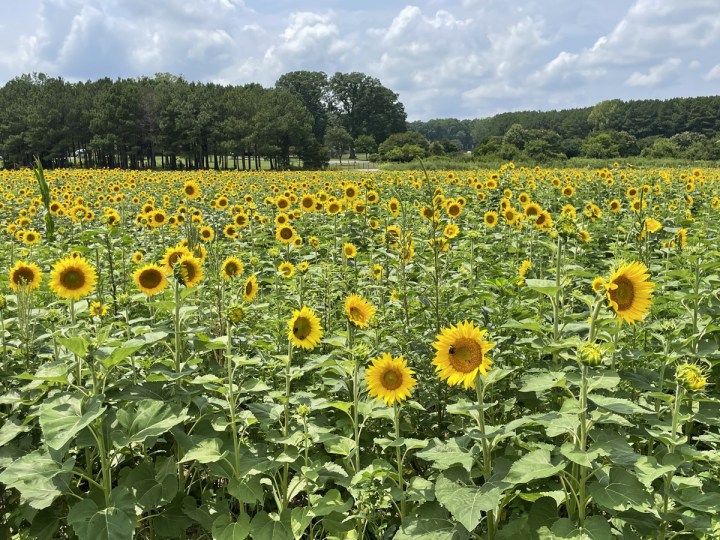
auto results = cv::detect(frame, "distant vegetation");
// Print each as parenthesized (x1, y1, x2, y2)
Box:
(1, 71, 718, 169)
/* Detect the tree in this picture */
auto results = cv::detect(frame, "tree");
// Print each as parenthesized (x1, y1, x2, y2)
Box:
(275, 71, 329, 142)
(588, 99, 622, 131)
(377, 132, 429, 161)
(581, 132, 620, 158)
(324, 126, 353, 163)
(353, 134, 376, 159)
(328, 72, 406, 157)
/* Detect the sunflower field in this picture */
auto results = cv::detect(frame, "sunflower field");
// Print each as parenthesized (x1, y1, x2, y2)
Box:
(0, 163, 719, 540)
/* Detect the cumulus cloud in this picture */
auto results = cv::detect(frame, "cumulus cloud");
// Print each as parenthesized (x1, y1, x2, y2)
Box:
(1, 0, 719, 120)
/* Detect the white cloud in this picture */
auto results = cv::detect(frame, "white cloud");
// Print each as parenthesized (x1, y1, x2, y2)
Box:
(705, 64, 720, 80)
(626, 58, 682, 86)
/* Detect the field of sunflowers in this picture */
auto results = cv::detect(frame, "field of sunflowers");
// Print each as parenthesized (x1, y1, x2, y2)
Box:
(0, 162, 719, 539)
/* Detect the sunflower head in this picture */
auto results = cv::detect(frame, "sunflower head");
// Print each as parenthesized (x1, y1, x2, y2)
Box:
(243, 274, 259, 302)
(133, 264, 169, 296)
(287, 306, 323, 350)
(344, 294, 376, 328)
(9, 261, 42, 292)
(50, 255, 97, 300)
(221, 256, 244, 281)
(365, 353, 417, 406)
(278, 261, 295, 279)
(432, 321, 495, 389)
(176, 254, 203, 287)
(676, 362, 708, 392)
(605, 261, 654, 324)
(343, 243, 357, 259)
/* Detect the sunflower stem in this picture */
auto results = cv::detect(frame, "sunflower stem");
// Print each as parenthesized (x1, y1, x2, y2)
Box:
(660, 383, 685, 539)
(173, 278, 183, 375)
(226, 321, 242, 482)
(281, 340, 294, 509)
(475, 374, 496, 540)
(394, 403, 406, 518)
(348, 323, 361, 474)
(577, 364, 590, 528)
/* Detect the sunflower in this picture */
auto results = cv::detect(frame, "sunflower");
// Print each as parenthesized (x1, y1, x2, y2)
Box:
(223, 224, 238, 239)
(517, 259, 532, 285)
(162, 245, 191, 273)
(287, 306, 323, 350)
(300, 194, 316, 212)
(562, 185, 574, 197)
(370, 264, 383, 280)
(182, 180, 200, 199)
(9, 260, 42, 291)
(176, 254, 203, 287)
(345, 294, 376, 328)
(243, 274, 259, 302)
(133, 264, 169, 295)
(443, 223, 459, 239)
(484, 211, 498, 228)
(365, 353, 416, 406)
(221, 256, 244, 280)
(50, 255, 97, 300)
(606, 261, 654, 324)
(326, 200, 342, 215)
(276, 224, 296, 244)
(432, 321, 495, 389)
(609, 199, 621, 213)
(591, 277, 606, 293)
(199, 225, 215, 242)
(344, 183, 359, 200)
(343, 242, 357, 259)
(89, 301, 108, 318)
(22, 230, 41, 245)
(278, 261, 295, 279)
(384, 225, 402, 248)
(445, 201, 462, 218)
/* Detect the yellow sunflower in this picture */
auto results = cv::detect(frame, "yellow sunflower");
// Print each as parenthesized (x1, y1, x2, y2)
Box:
(432, 321, 495, 389)
(343, 242, 357, 259)
(276, 224, 296, 244)
(22, 230, 41, 245)
(9, 260, 42, 291)
(243, 274, 259, 302)
(278, 261, 295, 279)
(162, 245, 191, 273)
(182, 180, 201, 199)
(221, 256, 244, 280)
(345, 294, 376, 328)
(176, 254, 204, 287)
(606, 261, 654, 324)
(133, 264, 169, 296)
(50, 255, 97, 300)
(199, 225, 215, 242)
(287, 306, 323, 350)
(484, 211, 498, 228)
(443, 223, 460, 239)
(365, 353, 417, 406)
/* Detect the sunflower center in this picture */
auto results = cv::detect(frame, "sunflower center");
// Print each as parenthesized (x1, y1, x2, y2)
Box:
(349, 306, 363, 322)
(61, 268, 86, 290)
(280, 228, 293, 240)
(245, 281, 253, 296)
(609, 276, 635, 311)
(448, 338, 483, 373)
(382, 369, 403, 390)
(293, 317, 311, 339)
(140, 269, 163, 289)
(225, 262, 238, 275)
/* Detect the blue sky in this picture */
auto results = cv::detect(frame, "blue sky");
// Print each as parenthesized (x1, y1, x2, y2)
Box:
(1, 0, 718, 121)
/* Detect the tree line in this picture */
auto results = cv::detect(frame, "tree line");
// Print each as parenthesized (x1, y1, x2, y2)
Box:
(408, 96, 720, 162)
(0, 71, 406, 169)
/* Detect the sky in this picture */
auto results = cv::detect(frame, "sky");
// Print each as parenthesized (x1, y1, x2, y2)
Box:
(0, 0, 719, 121)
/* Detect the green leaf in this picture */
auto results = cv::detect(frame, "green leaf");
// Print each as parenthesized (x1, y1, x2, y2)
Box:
(588, 467, 652, 512)
(675, 488, 720, 512)
(250, 510, 293, 540)
(588, 395, 650, 415)
(520, 372, 567, 394)
(417, 437, 475, 472)
(290, 507, 312, 540)
(57, 336, 89, 357)
(527, 496, 557, 538)
(0, 418, 31, 446)
(504, 449, 566, 485)
(212, 514, 251, 540)
(179, 438, 227, 464)
(525, 279, 560, 297)
(560, 443, 600, 468)
(39, 394, 105, 450)
(68, 491, 136, 540)
(434, 475, 502, 532)
(228, 476, 265, 505)
(308, 489, 352, 517)
(0, 449, 74, 509)
(394, 513, 468, 540)
(633, 456, 675, 487)
(113, 400, 188, 447)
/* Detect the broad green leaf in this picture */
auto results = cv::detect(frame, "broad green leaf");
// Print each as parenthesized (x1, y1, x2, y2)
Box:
(633, 456, 674, 487)
(520, 372, 566, 394)
(179, 438, 227, 464)
(394, 514, 468, 540)
(588, 395, 650, 415)
(290, 507, 312, 540)
(675, 488, 720, 512)
(0, 449, 74, 509)
(228, 476, 265, 504)
(434, 475, 502, 532)
(57, 336, 89, 357)
(114, 400, 188, 447)
(250, 510, 293, 540)
(68, 494, 135, 540)
(525, 279, 560, 297)
(417, 437, 475, 472)
(504, 449, 565, 485)
(39, 394, 105, 450)
(560, 443, 600, 468)
(527, 496, 557, 537)
(212, 514, 251, 540)
(0, 419, 30, 446)
(588, 467, 652, 512)
(308, 489, 352, 517)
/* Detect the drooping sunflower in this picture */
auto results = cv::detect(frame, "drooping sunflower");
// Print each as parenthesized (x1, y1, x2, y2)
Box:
(176, 254, 204, 287)
(221, 256, 244, 281)
(432, 320, 495, 389)
(243, 274, 259, 302)
(50, 255, 97, 300)
(287, 306, 323, 350)
(345, 294, 376, 328)
(605, 261, 653, 324)
(365, 353, 416, 406)
(133, 264, 169, 296)
(9, 260, 42, 291)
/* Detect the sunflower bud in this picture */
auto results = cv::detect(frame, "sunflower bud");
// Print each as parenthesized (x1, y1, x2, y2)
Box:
(297, 404, 310, 417)
(227, 304, 245, 325)
(676, 363, 707, 392)
(577, 342, 603, 367)
(0, 295, 5, 310)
